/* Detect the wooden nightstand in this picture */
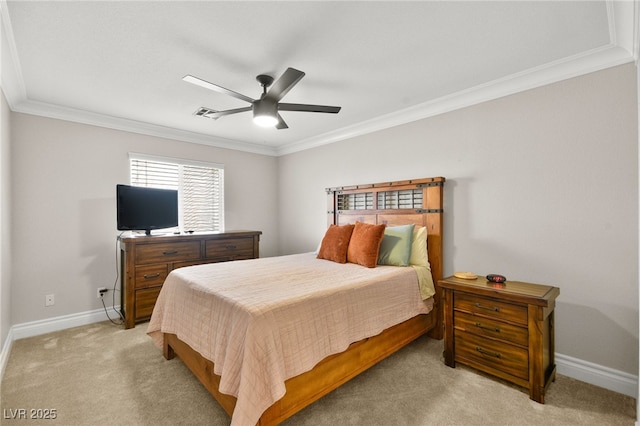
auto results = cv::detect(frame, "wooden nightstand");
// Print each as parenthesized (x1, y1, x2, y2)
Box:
(439, 275, 559, 403)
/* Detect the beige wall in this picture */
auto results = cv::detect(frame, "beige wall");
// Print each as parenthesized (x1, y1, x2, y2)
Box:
(277, 63, 639, 375)
(9, 115, 279, 325)
(4, 62, 638, 380)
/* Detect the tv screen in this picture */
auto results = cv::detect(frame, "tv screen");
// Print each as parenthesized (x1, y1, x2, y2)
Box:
(116, 184, 178, 235)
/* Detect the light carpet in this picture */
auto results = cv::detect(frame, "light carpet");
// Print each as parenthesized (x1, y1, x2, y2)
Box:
(1, 321, 635, 425)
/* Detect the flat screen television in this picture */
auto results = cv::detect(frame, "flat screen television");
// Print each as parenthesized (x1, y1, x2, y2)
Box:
(116, 184, 178, 235)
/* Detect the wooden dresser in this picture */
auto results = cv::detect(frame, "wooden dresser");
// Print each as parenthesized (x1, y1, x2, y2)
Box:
(119, 230, 261, 329)
(439, 275, 559, 403)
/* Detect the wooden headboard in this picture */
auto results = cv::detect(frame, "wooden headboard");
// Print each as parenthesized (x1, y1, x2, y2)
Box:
(326, 176, 445, 338)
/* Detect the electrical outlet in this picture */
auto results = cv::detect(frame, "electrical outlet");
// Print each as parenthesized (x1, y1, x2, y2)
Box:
(45, 294, 54, 307)
(97, 287, 108, 298)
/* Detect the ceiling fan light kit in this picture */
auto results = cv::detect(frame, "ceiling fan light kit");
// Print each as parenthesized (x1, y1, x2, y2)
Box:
(252, 98, 278, 128)
(253, 114, 279, 128)
(183, 67, 341, 130)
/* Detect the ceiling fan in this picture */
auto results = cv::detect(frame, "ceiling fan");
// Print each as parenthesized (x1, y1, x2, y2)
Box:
(183, 67, 341, 129)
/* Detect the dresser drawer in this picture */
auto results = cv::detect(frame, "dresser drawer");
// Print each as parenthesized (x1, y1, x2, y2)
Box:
(205, 237, 254, 260)
(134, 264, 168, 289)
(455, 332, 528, 380)
(455, 292, 527, 325)
(172, 259, 220, 270)
(455, 311, 528, 347)
(135, 241, 201, 264)
(135, 286, 162, 320)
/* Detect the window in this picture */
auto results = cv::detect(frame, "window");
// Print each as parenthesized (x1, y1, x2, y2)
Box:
(129, 153, 224, 232)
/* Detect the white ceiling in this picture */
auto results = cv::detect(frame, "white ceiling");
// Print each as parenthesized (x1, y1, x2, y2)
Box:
(1, 1, 637, 156)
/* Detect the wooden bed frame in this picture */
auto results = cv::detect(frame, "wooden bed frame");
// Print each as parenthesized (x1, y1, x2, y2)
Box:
(162, 176, 445, 425)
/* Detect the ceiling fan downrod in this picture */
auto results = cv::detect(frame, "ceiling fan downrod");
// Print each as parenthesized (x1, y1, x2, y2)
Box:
(256, 74, 274, 96)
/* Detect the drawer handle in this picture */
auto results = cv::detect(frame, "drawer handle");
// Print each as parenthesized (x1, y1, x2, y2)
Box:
(475, 322, 500, 333)
(475, 302, 500, 312)
(224, 245, 237, 250)
(143, 273, 161, 280)
(162, 250, 178, 256)
(476, 346, 501, 358)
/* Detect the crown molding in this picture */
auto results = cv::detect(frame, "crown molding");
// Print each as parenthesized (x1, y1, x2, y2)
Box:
(0, 0, 27, 108)
(7, 43, 634, 159)
(634, 0, 640, 62)
(2, 1, 637, 158)
(276, 43, 634, 156)
(1, 1, 277, 156)
(11, 99, 278, 156)
(607, 0, 639, 61)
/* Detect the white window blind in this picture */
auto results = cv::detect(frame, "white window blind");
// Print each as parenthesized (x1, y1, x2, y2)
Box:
(129, 153, 224, 232)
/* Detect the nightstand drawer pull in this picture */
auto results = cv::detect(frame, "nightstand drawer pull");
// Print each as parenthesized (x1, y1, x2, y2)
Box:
(475, 302, 500, 312)
(476, 346, 501, 358)
(162, 250, 179, 256)
(225, 245, 237, 250)
(143, 273, 161, 280)
(475, 322, 500, 333)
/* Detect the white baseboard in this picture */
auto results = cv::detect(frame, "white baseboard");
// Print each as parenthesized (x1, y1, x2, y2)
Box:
(0, 326, 14, 383)
(0, 306, 119, 383)
(0, 306, 122, 383)
(556, 352, 638, 399)
(9, 306, 121, 340)
(1, 309, 637, 401)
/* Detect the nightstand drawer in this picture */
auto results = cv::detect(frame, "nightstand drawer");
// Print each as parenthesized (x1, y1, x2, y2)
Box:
(454, 311, 528, 347)
(455, 332, 528, 380)
(134, 263, 168, 288)
(455, 292, 527, 325)
(135, 241, 201, 264)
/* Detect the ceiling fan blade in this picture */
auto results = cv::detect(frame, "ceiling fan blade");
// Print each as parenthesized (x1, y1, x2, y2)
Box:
(265, 68, 305, 102)
(206, 106, 252, 119)
(183, 75, 255, 104)
(275, 114, 289, 130)
(279, 103, 341, 114)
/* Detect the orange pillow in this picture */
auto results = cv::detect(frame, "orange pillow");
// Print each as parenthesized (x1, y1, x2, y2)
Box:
(347, 222, 386, 268)
(317, 224, 355, 263)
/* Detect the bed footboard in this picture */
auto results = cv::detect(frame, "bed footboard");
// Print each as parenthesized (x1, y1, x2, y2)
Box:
(163, 312, 435, 425)
(164, 332, 238, 416)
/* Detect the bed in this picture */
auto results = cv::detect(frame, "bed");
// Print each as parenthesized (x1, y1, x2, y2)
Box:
(147, 176, 445, 425)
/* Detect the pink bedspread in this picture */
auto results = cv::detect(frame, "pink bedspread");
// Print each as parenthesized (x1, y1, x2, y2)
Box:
(147, 252, 433, 426)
